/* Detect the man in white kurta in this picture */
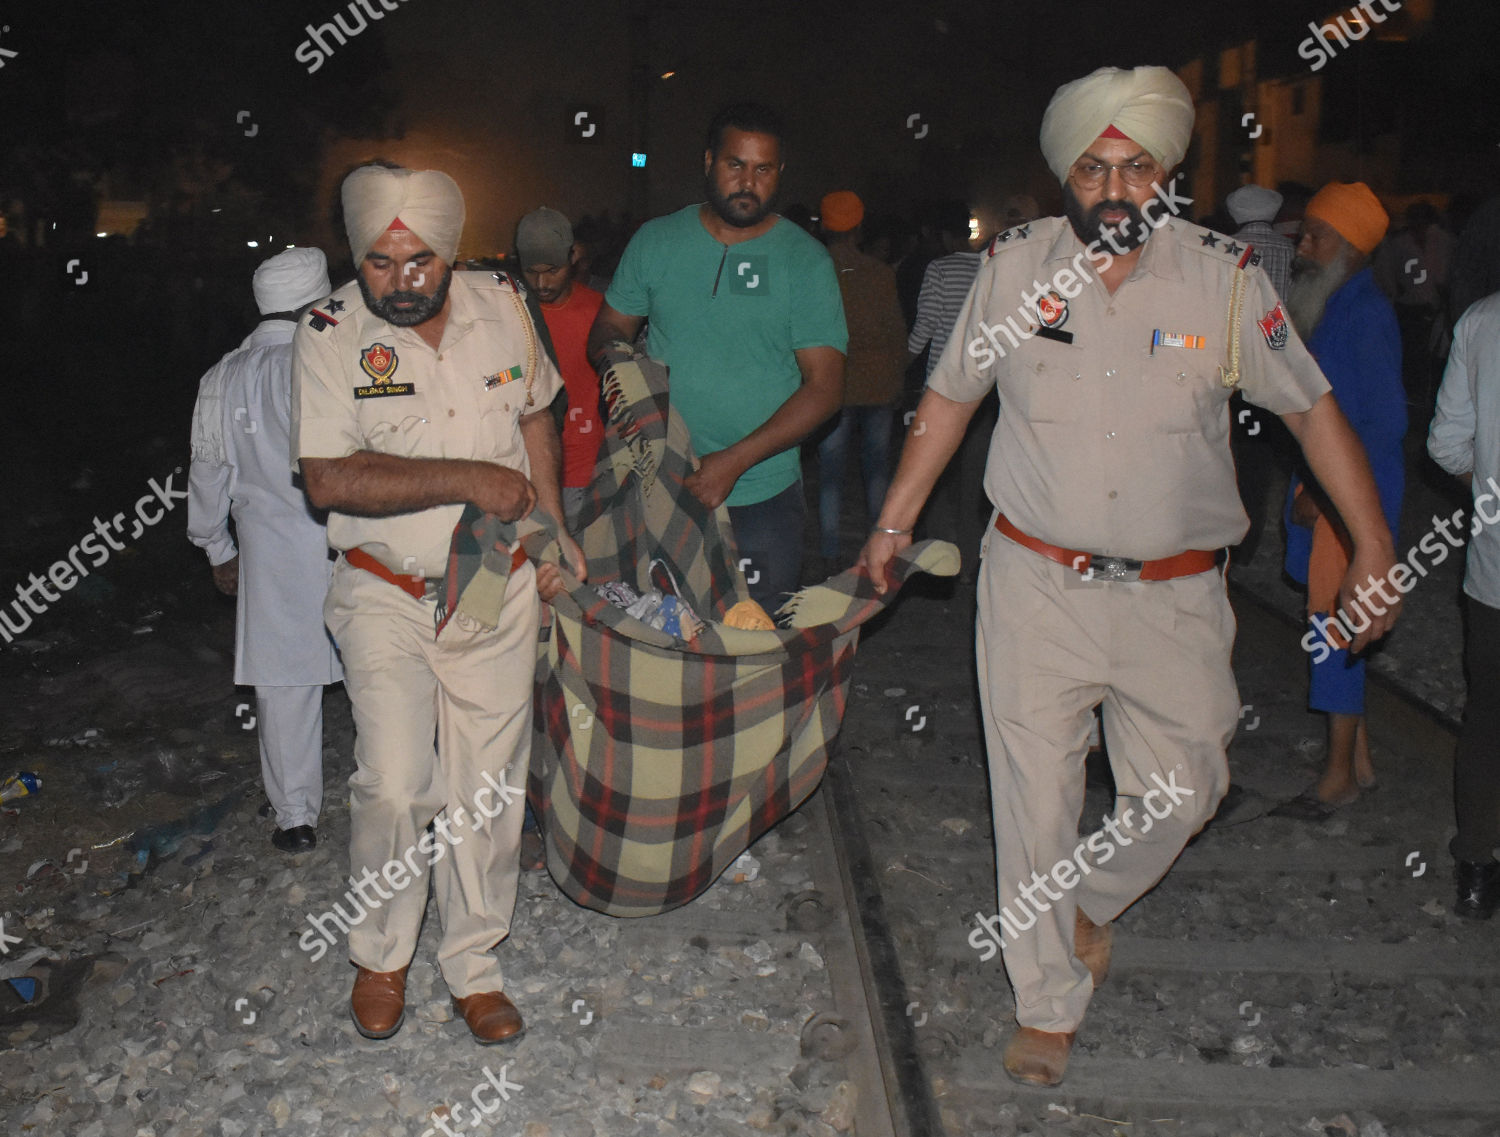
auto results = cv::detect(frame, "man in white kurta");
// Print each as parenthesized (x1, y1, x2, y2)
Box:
(188, 248, 343, 853)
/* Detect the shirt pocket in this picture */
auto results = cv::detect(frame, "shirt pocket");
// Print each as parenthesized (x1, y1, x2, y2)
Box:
(358, 401, 436, 458)
(475, 374, 526, 459)
(1010, 338, 1086, 424)
(1143, 359, 1229, 437)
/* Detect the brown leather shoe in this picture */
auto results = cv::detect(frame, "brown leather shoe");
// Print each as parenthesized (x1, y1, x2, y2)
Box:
(452, 990, 525, 1045)
(1003, 1026, 1076, 1086)
(350, 965, 407, 1040)
(1074, 908, 1113, 987)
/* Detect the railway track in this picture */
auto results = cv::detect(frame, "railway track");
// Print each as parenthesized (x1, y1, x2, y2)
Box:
(816, 577, 1500, 1136)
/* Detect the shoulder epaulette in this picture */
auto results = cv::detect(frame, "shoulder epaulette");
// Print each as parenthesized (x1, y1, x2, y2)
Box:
(1182, 224, 1264, 273)
(304, 295, 345, 333)
(986, 223, 1035, 258)
(491, 270, 525, 294)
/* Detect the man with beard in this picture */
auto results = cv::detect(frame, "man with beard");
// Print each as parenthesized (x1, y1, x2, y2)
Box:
(1273, 182, 1405, 820)
(587, 103, 848, 610)
(292, 164, 582, 1045)
(858, 67, 1400, 1085)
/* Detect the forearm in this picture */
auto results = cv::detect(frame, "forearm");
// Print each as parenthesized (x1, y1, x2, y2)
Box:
(721, 381, 843, 474)
(302, 451, 489, 515)
(519, 411, 565, 523)
(1282, 393, 1394, 551)
(186, 459, 237, 564)
(873, 389, 982, 531)
(586, 307, 643, 371)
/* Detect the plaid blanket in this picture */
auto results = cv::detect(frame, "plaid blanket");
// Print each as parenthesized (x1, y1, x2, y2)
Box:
(439, 342, 958, 917)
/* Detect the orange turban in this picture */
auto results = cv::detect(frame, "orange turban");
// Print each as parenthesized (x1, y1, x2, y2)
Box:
(819, 190, 864, 233)
(1305, 182, 1389, 255)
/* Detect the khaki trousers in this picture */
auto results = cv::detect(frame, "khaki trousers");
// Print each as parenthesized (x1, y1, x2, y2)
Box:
(976, 533, 1235, 1032)
(324, 558, 536, 998)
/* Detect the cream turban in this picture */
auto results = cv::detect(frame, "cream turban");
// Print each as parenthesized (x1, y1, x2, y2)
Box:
(1040, 66, 1197, 183)
(252, 247, 329, 314)
(341, 165, 466, 267)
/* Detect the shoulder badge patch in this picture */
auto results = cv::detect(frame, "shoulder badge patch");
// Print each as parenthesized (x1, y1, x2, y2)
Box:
(1257, 303, 1289, 351)
(492, 270, 523, 293)
(307, 308, 339, 332)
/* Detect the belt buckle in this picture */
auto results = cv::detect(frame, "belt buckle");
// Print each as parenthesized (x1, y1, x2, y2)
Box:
(1088, 555, 1142, 583)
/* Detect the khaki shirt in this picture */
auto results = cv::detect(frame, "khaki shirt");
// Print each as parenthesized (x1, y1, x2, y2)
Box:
(291, 270, 564, 578)
(928, 216, 1330, 560)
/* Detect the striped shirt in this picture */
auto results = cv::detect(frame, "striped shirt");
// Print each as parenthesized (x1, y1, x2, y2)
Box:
(1233, 221, 1295, 301)
(908, 250, 983, 381)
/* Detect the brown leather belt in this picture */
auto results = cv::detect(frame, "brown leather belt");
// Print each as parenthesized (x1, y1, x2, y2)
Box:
(993, 513, 1222, 582)
(345, 545, 527, 600)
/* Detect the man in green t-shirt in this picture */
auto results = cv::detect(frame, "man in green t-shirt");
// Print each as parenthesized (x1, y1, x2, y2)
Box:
(588, 103, 848, 609)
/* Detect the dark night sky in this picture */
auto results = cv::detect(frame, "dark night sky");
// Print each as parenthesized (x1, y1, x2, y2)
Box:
(8, 0, 1500, 253)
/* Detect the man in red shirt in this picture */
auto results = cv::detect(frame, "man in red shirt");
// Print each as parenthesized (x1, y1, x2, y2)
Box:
(516, 207, 605, 529)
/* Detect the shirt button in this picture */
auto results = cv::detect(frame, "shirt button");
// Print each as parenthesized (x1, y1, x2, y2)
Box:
(1106, 431, 1116, 439)
(1106, 368, 1117, 378)
(1109, 490, 1118, 499)
(448, 408, 456, 417)
(437, 353, 444, 361)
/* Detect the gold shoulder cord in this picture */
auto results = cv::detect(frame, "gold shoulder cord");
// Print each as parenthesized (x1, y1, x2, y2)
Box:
(508, 285, 540, 406)
(1220, 265, 1245, 389)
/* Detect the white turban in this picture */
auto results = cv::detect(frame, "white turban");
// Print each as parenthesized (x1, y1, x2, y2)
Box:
(252, 247, 329, 314)
(1226, 184, 1283, 226)
(1040, 66, 1197, 183)
(341, 166, 466, 267)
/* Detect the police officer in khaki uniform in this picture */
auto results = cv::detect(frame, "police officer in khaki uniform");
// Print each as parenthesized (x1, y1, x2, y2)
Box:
(292, 165, 582, 1045)
(859, 67, 1400, 1086)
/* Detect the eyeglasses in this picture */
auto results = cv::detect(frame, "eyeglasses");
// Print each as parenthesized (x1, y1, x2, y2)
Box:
(1069, 160, 1159, 189)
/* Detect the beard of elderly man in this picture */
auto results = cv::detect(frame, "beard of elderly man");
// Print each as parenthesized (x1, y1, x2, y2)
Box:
(1286, 214, 1364, 341)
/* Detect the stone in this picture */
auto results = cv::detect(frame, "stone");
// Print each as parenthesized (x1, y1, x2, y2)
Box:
(821, 1081, 857, 1131)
